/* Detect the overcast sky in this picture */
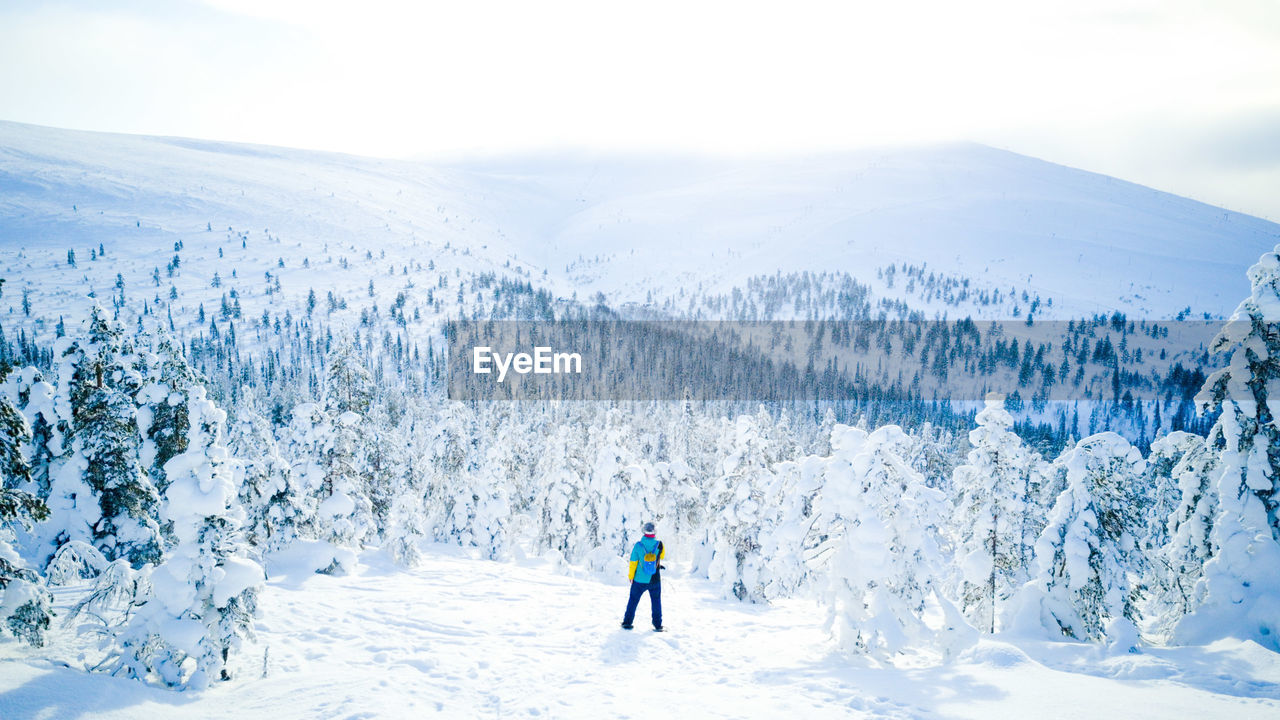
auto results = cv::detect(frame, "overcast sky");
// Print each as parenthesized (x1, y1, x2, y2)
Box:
(2, 0, 1278, 219)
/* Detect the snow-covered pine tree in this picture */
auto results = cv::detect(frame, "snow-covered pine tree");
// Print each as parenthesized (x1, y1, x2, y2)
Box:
(226, 391, 294, 553)
(67, 307, 162, 567)
(1175, 244, 1280, 651)
(815, 425, 958, 658)
(462, 442, 513, 561)
(811, 407, 837, 456)
(1145, 432, 1216, 636)
(320, 410, 375, 556)
(1010, 432, 1147, 647)
(109, 386, 263, 689)
(0, 366, 63, 503)
(534, 423, 591, 561)
(280, 403, 327, 543)
(317, 340, 375, 561)
(486, 403, 541, 524)
(659, 401, 713, 541)
(0, 395, 54, 646)
(363, 400, 399, 535)
(425, 401, 476, 544)
(584, 408, 650, 566)
(379, 407, 430, 567)
(649, 438, 702, 561)
(323, 337, 374, 417)
(753, 453, 818, 601)
(24, 344, 99, 568)
(136, 337, 200, 496)
(0, 367, 73, 573)
(1022, 439, 1070, 551)
(952, 394, 1037, 632)
(695, 411, 789, 603)
(909, 420, 963, 494)
(1140, 432, 1202, 554)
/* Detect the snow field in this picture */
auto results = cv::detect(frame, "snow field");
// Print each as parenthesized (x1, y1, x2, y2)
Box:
(3, 544, 1278, 720)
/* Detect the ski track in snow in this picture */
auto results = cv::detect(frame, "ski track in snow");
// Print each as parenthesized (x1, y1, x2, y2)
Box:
(2, 546, 1278, 720)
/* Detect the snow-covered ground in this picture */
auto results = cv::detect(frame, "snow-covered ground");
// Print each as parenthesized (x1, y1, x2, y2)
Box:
(2, 545, 1276, 720)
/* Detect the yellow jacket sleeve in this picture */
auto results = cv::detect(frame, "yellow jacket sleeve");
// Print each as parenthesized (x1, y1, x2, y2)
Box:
(628, 560, 637, 581)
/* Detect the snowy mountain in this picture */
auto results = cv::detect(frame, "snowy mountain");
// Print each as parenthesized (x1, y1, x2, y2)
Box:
(3, 120, 1279, 337)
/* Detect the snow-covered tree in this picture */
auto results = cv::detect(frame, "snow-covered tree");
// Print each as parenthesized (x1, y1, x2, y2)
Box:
(584, 409, 650, 563)
(534, 423, 591, 560)
(363, 401, 399, 534)
(320, 410, 375, 553)
(695, 411, 793, 603)
(1141, 432, 1203, 553)
(1145, 432, 1217, 636)
(0, 366, 63, 503)
(137, 337, 200, 495)
(485, 403, 541, 522)
(815, 425, 960, 658)
(446, 434, 512, 560)
(300, 340, 378, 564)
(323, 338, 374, 417)
(952, 394, 1037, 632)
(280, 403, 327, 542)
(909, 420, 963, 494)
(1176, 244, 1280, 650)
(67, 308, 162, 567)
(425, 401, 476, 543)
(108, 386, 263, 689)
(753, 454, 819, 601)
(226, 392, 294, 553)
(0, 396, 54, 646)
(378, 408, 430, 567)
(1010, 432, 1146, 647)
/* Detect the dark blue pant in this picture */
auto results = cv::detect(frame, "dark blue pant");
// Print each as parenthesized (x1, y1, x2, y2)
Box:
(622, 580, 662, 628)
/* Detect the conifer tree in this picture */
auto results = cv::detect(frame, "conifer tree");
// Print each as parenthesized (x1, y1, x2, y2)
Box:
(695, 412, 789, 603)
(952, 394, 1037, 632)
(109, 387, 263, 688)
(137, 337, 200, 495)
(0, 396, 54, 646)
(226, 392, 294, 553)
(534, 424, 591, 560)
(68, 307, 162, 567)
(1145, 432, 1217, 635)
(816, 425, 959, 658)
(1011, 433, 1146, 647)
(1176, 244, 1280, 650)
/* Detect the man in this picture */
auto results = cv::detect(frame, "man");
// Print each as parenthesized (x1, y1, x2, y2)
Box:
(621, 522, 664, 631)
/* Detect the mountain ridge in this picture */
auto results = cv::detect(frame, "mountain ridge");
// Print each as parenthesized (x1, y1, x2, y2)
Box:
(2, 119, 1278, 328)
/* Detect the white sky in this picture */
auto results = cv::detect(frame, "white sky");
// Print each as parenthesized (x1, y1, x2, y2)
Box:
(2, 0, 1279, 219)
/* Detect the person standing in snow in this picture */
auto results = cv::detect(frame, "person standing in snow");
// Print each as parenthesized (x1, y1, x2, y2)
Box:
(621, 522, 665, 631)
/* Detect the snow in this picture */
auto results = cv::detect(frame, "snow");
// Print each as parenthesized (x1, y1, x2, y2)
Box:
(3, 120, 1280, 343)
(3, 545, 1277, 719)
(317, 491, 355, 520)
(4, 120, 1280, 716)
(212, 557, 266, 609)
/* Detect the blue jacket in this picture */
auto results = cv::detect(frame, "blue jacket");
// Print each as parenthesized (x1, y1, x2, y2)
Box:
(628, 536, 664, 584)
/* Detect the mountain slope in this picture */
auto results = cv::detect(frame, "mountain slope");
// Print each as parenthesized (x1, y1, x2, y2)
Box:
(2, 120, 1278, 339)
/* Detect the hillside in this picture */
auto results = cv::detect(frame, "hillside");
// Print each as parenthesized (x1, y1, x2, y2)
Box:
(3, 120, 1279, 344)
